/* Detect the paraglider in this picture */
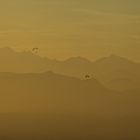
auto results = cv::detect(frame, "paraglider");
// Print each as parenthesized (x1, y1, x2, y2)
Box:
(32, 48, 39, 54)
(85, 75, 90, 79)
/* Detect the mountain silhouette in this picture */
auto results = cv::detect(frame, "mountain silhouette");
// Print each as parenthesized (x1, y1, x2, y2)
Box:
(0, 47, 49, 73)
(0, 47, 139, 91)
(92, 55, 140, 91)
(0, 71, 115, 114)
(0, 71, 139, 115)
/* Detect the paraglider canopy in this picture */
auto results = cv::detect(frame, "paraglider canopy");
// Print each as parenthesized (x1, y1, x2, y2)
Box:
(32, 48, 39, 54)
(85, 75, 90, 79)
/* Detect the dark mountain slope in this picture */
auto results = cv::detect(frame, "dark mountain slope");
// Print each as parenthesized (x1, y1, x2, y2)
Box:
(0, 71, 139, 116)
(0, 72, 139, 140)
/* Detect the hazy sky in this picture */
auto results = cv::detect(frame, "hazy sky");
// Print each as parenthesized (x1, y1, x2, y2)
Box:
(0, 0, 140, 61)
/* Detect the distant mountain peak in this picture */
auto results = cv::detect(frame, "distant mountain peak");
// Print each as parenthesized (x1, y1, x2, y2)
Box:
(108, 54, 129, 60)
(44, 70, 55, 75)
(109, 54, 119, 58)
(94, 54, 135, 65)
(66, 56, 91, 63)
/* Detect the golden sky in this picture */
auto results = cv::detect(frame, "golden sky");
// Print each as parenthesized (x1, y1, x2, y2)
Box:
(0, 0, 140, 61)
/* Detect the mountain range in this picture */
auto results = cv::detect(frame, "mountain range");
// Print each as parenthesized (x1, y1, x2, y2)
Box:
(0, 64, 139, 139)
(0, 47, 140, 91)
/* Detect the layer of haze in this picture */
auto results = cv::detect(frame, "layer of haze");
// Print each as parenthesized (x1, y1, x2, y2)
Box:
(0, 0, 140, 61)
